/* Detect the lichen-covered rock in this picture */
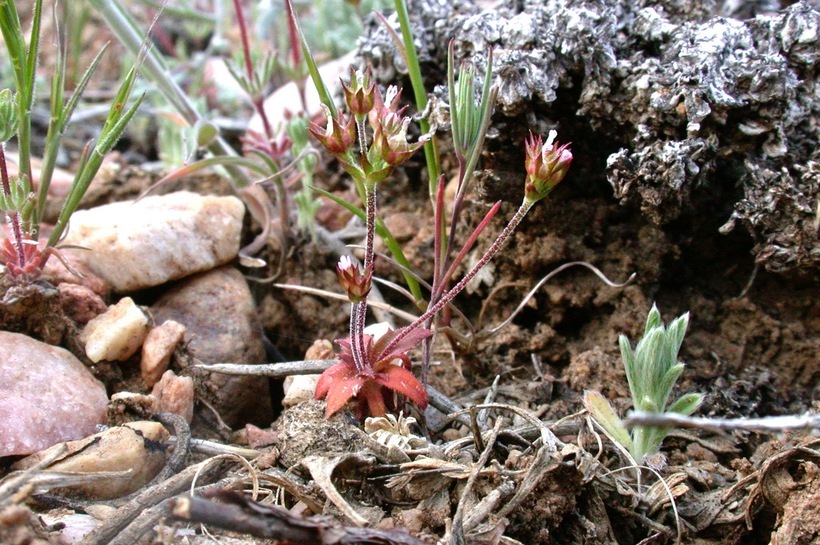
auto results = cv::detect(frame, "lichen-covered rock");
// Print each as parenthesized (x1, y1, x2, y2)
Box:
(62, 191, 245, 292)
(720, 160, 819, 272)
(0, 332, 108, 457)
(358, 0, 819, 272)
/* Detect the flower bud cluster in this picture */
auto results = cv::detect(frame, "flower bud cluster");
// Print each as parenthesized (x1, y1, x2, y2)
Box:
(309, 69, 428, 186)
(524, 130, 573, 204)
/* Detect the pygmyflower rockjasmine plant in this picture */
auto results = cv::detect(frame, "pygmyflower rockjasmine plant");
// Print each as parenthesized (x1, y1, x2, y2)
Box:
(311, 68, 573, 418)
(310, 71, 430, 418)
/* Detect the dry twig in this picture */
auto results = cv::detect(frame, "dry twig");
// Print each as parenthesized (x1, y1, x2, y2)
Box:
(170, 489, 428, 544)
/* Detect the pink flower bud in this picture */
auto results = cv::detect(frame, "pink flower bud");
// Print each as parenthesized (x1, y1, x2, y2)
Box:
(524, 130, 573, 204)
(367, 86, 405, 130)
(309, 105, 356, 155)
(342, 67, 376, 118)
(336, 255, 373, 303)
(369, 110, 428, 171)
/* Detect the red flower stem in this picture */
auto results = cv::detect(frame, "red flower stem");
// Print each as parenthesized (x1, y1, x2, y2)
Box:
(0, 144, 11, 196)
(232, 0, 275, 140)
(363, 185, 376, 275)
(232, 0, 254, 84)
(350, 302, 368, 374)
(254, 97, 275, 144)
(431, 174, 446, 295)
(445, 156, 468, 261)
(350, 183, 378, 373)
(382, 199, 533, 358)
(0, 144, 27, 269)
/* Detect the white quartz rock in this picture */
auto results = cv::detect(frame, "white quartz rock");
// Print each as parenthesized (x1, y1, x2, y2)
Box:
(0, 332, 108, 457)
(80, 297, 150, 363)
(62, 191, 245, 292)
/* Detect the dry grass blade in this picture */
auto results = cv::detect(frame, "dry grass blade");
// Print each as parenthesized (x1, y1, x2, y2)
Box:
(171, 488, 429, 544)
(273, 282, 419, 323)
(605, 464, 685, 544)
(4, 469, 133, 501)
(446, 403, 563, 520)
(0, 444, 68, 504)
(256, 468, 325, 513)
(194, 359, 335, 378)
(302, 453, 376, 527)
(483, 261, 636, 336)
(80, 456, 232, 545)
(449, 417, 505, 544)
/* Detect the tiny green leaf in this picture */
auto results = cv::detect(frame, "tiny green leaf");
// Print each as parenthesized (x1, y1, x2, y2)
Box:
(584, 390, 633, 451)
(667, 393, 703, 416)
(195, 120, 219, 148)
(0, 89, 18, 142)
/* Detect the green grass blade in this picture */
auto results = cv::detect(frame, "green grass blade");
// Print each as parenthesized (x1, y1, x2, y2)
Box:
(23, 0, 43, 108)
(314, 186, 423, 304)
(48, 92, 145, 247)
(0, 0, 34, 186)
(34, 29, 67, 233)
(446, 42, 461, 154)
(392, 0, 439, 198)
(36, 43, 111, 228)
(284, 0, 336, 117)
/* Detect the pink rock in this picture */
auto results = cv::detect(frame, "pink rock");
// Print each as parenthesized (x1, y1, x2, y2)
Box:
(141, 320, 187, 388)
(58, 283, 107, 324)
(0, 332, 108, 457)
(151, 371, 194, 424)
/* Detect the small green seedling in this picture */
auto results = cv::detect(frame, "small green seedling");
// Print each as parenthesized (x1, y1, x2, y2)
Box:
(584, 304, 703, 464)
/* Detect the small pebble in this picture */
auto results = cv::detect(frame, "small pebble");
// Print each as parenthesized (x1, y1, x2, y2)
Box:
(58, 283, 107, 324)
(141, 320, 186, 388)
(80, 297, 150, 363)
(283, 339, 333, 408)
(151, 370, 195, 424)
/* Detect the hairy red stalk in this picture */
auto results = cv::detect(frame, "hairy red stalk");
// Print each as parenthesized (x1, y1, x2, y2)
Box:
(0, 145, 28, 271)
(383, 200, 533, 357)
